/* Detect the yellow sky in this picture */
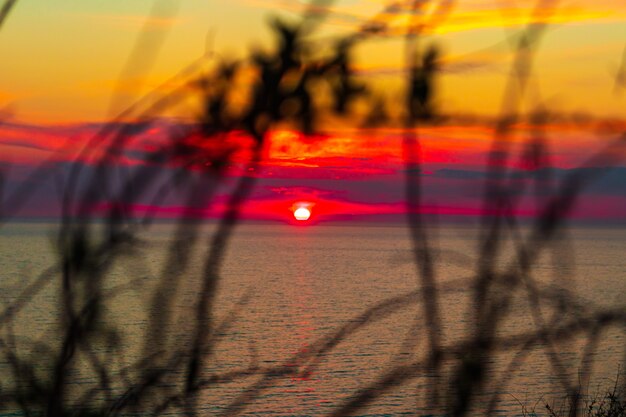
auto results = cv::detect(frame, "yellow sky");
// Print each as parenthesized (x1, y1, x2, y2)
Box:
(1, 0, 626, 123)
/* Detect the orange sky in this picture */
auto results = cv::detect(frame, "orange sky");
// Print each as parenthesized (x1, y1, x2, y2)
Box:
(1, 0, 625, 222)
(1, 0, 626, 123)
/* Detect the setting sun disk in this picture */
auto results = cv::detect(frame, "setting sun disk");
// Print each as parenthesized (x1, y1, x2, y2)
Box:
(293, 207, 311, 221)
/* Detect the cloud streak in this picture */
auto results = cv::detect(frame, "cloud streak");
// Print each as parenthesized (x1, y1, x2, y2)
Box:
(235, 0, 626, 36)
(1, 119, 624, 223)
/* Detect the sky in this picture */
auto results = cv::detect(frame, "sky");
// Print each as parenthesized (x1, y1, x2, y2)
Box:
(1, 0, 625, 223)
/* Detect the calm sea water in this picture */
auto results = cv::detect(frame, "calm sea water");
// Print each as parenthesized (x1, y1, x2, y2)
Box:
(1, 222, 625, 416)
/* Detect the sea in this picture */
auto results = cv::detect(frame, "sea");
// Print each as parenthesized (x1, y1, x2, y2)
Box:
(1, 221, 625, 416)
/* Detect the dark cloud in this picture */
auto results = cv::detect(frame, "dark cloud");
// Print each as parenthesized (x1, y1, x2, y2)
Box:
(0, 139, 55, 152)
(432, 167, 626, 197)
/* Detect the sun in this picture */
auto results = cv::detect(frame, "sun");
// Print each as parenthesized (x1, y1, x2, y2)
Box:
(293, 207, 311, 221)
(291, 201, 315, 223)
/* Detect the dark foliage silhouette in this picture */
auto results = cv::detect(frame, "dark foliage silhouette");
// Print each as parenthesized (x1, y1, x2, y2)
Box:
(1, 0, 625, 416)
